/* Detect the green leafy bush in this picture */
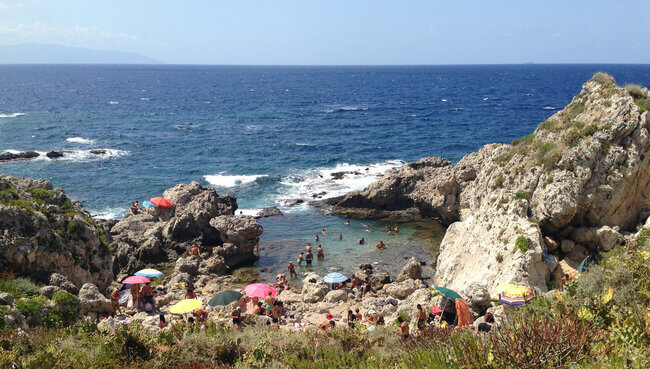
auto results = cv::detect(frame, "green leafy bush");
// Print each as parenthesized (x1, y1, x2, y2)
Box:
(15, 295, 46, 317)
(514, 190, 531, 200)
(513, 236, 530, 254)
(45, 291, 78, 328)
(0, 277, 39, 298)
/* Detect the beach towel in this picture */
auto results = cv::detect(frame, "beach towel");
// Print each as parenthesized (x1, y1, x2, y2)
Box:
(293, 322, 311, 328)
(455, 299, 473, 328)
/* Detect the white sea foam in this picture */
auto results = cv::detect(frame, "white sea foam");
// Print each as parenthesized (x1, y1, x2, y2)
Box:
(3, 149, 22, 154)
(66, 137, 96, 144)
(140, 97, 150, 101)
(237, 208, 263, 217)
(109, 101, 119, 105)
(542, 106, 557, 110)
(35, 149, 129, 162)
(90, 207, 126, 220)
(204, 173, 268, 187)
(295, 143, 317, 147)
(324, 105, 369, 113)
(0, 112, 25, 118)
(277, 160, 403, 207)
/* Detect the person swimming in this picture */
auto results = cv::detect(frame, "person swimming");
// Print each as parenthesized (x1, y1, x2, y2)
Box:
(344, 220, 350, 225)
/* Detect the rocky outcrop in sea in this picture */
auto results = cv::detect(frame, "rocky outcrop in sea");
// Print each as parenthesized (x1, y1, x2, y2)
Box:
(330, 73, 650, 309)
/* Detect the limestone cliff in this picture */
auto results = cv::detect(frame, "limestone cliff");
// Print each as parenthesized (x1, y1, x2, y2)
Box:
(331, 73, 650, 307)
(0, 176, 114, 291)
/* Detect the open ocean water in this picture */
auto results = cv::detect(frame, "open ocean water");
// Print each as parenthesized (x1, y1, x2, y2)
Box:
(1, 64, 649, 281)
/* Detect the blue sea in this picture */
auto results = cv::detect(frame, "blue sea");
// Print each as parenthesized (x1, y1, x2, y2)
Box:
(1, 64, 649, 280)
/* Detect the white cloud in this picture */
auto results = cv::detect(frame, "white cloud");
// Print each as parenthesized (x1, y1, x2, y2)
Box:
(0, 0, 40, 10)
(0, 22, 140, 48)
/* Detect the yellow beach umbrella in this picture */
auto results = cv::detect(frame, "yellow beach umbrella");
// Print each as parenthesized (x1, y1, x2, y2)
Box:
(169, 299, 202, 314)
(495, 283, 533, 296)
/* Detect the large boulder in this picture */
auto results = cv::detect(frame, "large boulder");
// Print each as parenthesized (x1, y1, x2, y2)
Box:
(301, 273, 330, 303)
(0, 292, 14, 306)
(49, 273, 78, 294)
(384, 279, 425, 299)
(209, 216, 263, 266)
(395, 258, 422, 282)
(77, 283, 112, 315)
(323, 289, 348, 303)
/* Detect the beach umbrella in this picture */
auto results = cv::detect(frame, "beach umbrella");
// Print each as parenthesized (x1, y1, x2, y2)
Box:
(578, 256, 590, 272)
(150, 197, 174, 209)
(497, 284, 536, 306)
(208, 290, 243, 307)
(135, 268, 164, 278)
(323, 272, 348, 284)
(432, 286, 462, 301)
(122, 275, 151, 284)
(243, 283, 277, 298)
(142, 201, 154, 209)
(169, 299, 202, 314)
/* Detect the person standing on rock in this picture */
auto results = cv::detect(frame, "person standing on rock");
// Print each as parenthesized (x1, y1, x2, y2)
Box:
(130, 283, 141, 311)
(264, 291, 275, 315)
(110, 288, 122, 316)
(417, 304, 427, 330)
(141, 282, 157, 313)
(305, 250, 314, 266)
(316, 245, 324, 260)
(288, 262, 297, 278)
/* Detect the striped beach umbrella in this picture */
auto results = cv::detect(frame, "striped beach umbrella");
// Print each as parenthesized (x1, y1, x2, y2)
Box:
(323, 272, 348, 283)
(497, 284, 536, 306)
(135, 268, 164, 277)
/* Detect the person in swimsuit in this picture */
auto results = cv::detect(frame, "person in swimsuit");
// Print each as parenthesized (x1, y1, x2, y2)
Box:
(338, 234, 342, 240)
(344, 220, 350, 225)
(305, 243, 312, 252)
(141, 282, 157, 313)
(347, 310, 356, 328)
(231, 306, 243, 329)
(194, 309, 209, 323)
(398, 317, 410, 340)
(297, 252, 304, 265)
(270, 301, 284, 323)
(110, 288, 122, 315)
(264, 291, 275, 315)
(130, 202, 139, 215)
(130, 283, 141, 311)
(316, 245, 324, 260)
(394, 224, 399, 233)
(252, 301, 264, 315)
(287, 262, 297, 278)
(376, 240, 386, 250)
(361, 237, 365, 244)
(185, 288, 197, 299)
(354, 309, 363, 322)
(351, 276, 361, 288)
(385, 224, 392, 232)
(315, 234, 319, 242)
(321, 229, 326, 236)
(305, 251, 313, 266)
(417, 304, 427, 330)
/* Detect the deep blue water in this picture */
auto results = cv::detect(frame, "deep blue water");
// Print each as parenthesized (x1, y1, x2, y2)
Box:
(1, 64, 649, 279)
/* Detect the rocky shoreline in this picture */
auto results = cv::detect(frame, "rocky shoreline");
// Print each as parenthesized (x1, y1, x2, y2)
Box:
(1, 72, 649, 335)
(329, 73, 650, 310)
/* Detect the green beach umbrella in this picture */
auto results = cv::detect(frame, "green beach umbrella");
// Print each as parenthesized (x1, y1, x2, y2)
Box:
(432, 286, 462, 301)
(208, 290, 243, 307)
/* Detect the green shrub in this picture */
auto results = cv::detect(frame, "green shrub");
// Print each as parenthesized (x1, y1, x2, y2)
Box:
(45, 291, 78, 328)
(625, 84, 647, 100)
(16, 295, 46, 317)
(591, 72, 614, 84)
(59, 198, 76, 216)
(512, 134, 534, 146)
(604, 100, 612, 107)
(96, 229, 112, 254)
(514, 190, 531, 200)
(568, 102, 586, 119)
(65, 218, 85, 239)
(0, 305, 9, 330)
(513, 236, 530, 254)
(492, 174, 505, 189)
(0, 277, 39, 298)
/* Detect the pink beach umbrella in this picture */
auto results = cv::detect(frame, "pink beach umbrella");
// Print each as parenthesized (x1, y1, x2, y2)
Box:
(243, 283, 277, 298)
(122, 275, 151, 284)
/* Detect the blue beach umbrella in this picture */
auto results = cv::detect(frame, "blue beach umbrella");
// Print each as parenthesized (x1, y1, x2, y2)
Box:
(135, 268, 164, 278)
(142, 201, 154, 209)
(323, 272, 348, 284)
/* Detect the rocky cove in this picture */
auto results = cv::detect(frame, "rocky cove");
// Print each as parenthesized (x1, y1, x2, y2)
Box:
(1, 73, 650, 333)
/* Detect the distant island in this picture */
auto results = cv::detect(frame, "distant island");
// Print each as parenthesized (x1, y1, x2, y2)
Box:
(0, 43, 161, 64)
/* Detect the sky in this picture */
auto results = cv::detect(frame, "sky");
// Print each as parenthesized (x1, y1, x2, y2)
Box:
(0, 0, 648, 65)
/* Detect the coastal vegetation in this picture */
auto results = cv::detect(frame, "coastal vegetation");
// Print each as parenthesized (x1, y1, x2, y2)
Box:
(1, 228, 647, 368)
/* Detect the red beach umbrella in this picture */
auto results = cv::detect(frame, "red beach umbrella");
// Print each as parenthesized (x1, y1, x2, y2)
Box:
(150, 197, 173, 209)
(122, 275, 151, 284)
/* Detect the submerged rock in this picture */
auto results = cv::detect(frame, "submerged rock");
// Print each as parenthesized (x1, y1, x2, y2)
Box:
(0, 151, 40, 162)
(256, 206, 283, 218)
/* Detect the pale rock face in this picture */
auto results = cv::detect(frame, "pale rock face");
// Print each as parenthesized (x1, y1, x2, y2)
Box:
(0, 292, 14, 306)
(395, 257, 422, 282)
(384, 279, 425, 299)
(324, 289, 348, 303)
(301, 273, 330, 303)
(77, 283, 112, 315)
(334, 75, 650, 306)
